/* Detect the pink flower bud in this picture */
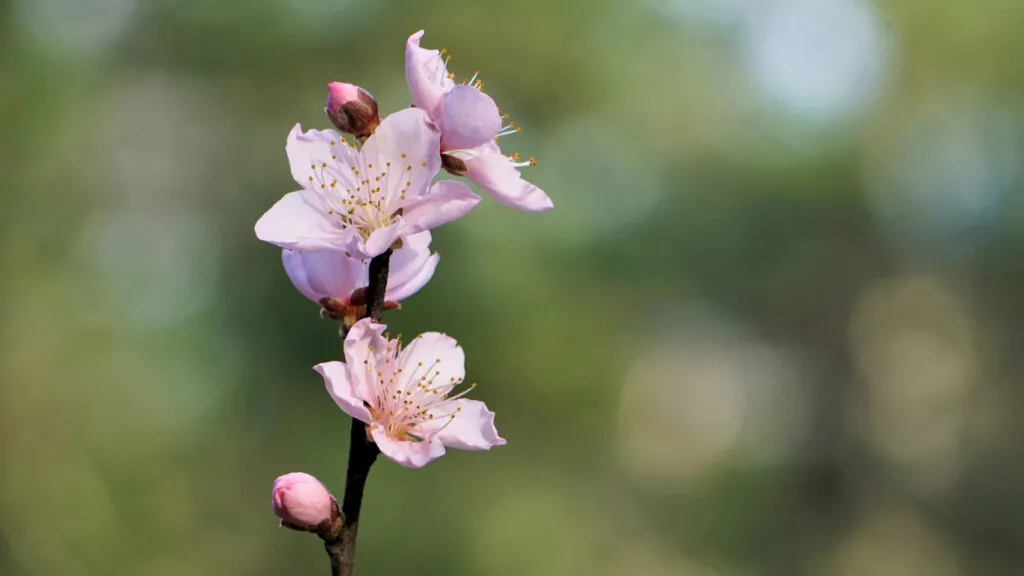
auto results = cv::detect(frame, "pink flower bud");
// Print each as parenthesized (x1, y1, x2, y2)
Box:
(325, 82, 379, 138)
(271, 472, 336, 529)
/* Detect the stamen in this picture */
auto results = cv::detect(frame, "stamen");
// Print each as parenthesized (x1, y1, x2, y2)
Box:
(496, 122, 520, 138)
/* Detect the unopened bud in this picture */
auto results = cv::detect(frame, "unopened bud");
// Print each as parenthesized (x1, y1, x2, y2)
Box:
(272, 472, 338, 531)
(325, 82, 379, 138)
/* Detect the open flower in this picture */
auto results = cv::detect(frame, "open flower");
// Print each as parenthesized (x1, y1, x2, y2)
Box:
(315, 319, 505, 468)
(255, 107, 481, 259)
(405, 30, 553, 213)
(282, 231, 439, 322)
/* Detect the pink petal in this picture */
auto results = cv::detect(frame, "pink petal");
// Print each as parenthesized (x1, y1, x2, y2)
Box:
(386, 231, 433, 287)
(431, 399, 506, 451)
(370, 425, 446, 468)
(341, 319, 390, 407)
(360, 108, 441, 205)
(343, 319, 389, 374)
(353, 222, 403, 260)
(255, 191, 351, 251)
(285, 123, 357, 188)
(297, 249, 365, 301)
(386, 253, 438, 302)
(440, 86, 501, 152)
(281, 250, 321, 303)
(315, 361, 373, 424)
(405, 30, 453, 121)
(395, 330, 466, 385)
(401, 180, 480, 233)
(465, 152, 554, 212)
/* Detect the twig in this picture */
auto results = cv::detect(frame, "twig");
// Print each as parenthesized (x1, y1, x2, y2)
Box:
(323, 248, 392, 576)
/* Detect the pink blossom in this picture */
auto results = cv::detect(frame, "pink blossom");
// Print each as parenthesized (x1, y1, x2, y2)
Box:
(282, 230, 439, 310)
(255, 107, 481, 259)
(315, 319, 506, 468)
(271, 472, 336, 529)
(405, 30, 553, 213)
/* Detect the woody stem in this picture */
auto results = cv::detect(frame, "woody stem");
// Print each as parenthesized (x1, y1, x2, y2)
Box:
(324, 248, 391, 576)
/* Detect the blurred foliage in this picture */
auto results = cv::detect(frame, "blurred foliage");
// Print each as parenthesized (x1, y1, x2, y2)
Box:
(2, 0, 1024, 574)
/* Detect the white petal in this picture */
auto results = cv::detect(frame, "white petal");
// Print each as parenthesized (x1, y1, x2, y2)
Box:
(343, 318, 390, 379)
(386, 253, 438, 302)
(285, 123, 358, 188)
(465, 152, 553, 212)
(371, 425, 446, 468)
(405, 30, 454, 121)
(353, 222, 403, 260)
(427, 399, 506, 451)
(361, 108, 441, 207)
(386, 231, 434, 287)
(315, 361, 373, 424)
(255, 191, 351, 251)
(396, 330, 466, 387)
(401, 180, 481, 233)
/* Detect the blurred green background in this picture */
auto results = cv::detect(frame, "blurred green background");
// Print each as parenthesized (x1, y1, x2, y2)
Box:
(2, 0, 1024, 574)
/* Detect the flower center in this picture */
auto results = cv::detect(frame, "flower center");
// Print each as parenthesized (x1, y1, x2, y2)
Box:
(365, 336, 475, 441)
(306, 140, 423, 239)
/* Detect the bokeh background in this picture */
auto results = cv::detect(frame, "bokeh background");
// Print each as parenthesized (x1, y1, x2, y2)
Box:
(2, 0, 1023, 574)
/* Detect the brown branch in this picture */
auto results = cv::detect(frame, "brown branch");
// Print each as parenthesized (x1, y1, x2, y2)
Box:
(322, 248, 391, 576)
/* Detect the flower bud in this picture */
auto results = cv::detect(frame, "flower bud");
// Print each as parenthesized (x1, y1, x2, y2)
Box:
(325, 82, 379, 138)
(272, 472, 337, 530)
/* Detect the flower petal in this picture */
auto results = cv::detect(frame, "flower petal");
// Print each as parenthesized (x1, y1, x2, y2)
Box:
(401, 180, 480, 233)
(315, 361, 373, 424)
(297, 249, 365, 301)
(285, 123, 356, 188)
(353, 221, 403, 260)
(465, 152, 554, 212)
(255, 191, 350, 251)
(386, 252, 438, 302)
(282, 250, 321, 303)
(361, 107, 441, 205)
(371, 425, 446, 468)
(429, 399, 506, 451)
(396, 330, 466, 386)
(343, 318, 389, 373)
(386, 231, 433, 287)
(440, 86, 501, 152)
(405, 30, 453, 121)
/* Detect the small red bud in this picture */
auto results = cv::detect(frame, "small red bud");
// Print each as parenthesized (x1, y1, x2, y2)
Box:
(325, 82, 380, 139)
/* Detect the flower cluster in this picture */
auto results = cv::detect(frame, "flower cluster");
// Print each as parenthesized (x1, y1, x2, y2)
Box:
(259, 31, 549, 477)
